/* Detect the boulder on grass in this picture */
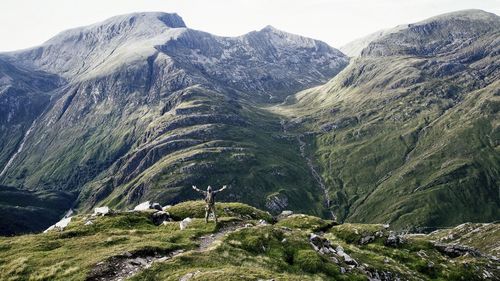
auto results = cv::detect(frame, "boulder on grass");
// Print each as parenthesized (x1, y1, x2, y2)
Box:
(134, 201, 164, 212)
(134, 201, 152, 211)
(93, 206, 111, 216)
(151, 203, 163, 211)
(180, 218, 192, 230)
(44, 216, 72, 233)
(152, 211, 171, 225)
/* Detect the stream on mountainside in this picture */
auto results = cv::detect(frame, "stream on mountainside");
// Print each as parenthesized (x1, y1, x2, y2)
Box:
(0, 119, 37, 178)
(280, 119, 336, 221)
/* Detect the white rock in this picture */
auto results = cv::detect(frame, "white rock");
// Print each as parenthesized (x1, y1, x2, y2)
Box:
(94, 206, 110, 216)
(179, 217, 192, 230)
(343, 253, 356, 264)
(43, 225, 56, 233)
(45, 216, 72, 232)
(134, 201, 151, 211)
(85, 221, 94, 226)
(55, 217, 72, 229)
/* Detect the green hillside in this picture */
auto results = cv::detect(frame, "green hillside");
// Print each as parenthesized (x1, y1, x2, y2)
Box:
(0, 202, 497, 280)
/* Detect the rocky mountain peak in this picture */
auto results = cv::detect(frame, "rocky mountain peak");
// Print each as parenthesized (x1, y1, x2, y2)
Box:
(422, 9, 499, 23)
(7, 12, 188, 79)
(360, 9, 500, 57)
(260, 25, 280, 33)
(44, 12, 186, 46)
(248, 25, 325, 50)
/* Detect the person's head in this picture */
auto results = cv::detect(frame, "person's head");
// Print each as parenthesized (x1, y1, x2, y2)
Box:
(207, 185, 212, 192)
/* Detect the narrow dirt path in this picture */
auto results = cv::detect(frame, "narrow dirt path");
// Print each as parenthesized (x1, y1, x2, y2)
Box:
(196, 222, 244, 251)
(87, 221, 246, 281)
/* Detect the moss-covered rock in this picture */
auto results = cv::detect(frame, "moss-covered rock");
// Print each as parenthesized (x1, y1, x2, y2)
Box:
(329, 223, 389, 244)
(276, 214, 334, 232)
(167, 201, 273, 222)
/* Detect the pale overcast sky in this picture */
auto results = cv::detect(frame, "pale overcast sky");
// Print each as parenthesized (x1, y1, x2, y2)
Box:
(0, 0, 499, 52)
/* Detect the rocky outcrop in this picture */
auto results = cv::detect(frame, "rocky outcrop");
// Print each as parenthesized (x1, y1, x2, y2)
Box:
(133, 201, 163, 212)
(151, 211, 172, 225)
(385, 233, 406, 247)
(265, 194, 289, 213)
(433, 243, 482, 258)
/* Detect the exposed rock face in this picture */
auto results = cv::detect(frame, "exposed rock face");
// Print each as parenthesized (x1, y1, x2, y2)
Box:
(385, 233, 405, 247)
(433, 243, 482, 258)
(265, 193, 289, 213)
(159, 25, 348, 101)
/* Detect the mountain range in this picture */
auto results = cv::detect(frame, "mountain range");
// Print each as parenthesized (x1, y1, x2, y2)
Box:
(0, 9, 498, 235)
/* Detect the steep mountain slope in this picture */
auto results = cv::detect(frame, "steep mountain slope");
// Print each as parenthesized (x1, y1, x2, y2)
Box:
(0, 12, 348, 229)
(274, 9, 500, 229)
(339, 26, 405, 57)
(0, 58, 61, 177)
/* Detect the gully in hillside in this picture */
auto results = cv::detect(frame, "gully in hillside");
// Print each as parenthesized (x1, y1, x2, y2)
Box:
(192, 185, 228, 223)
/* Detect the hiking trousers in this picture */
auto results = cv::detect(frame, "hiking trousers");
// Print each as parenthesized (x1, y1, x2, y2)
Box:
(205, 204, 217, 223)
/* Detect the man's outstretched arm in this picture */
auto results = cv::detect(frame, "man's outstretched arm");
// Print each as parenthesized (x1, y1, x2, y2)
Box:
(192, 185, 206, 195)
(215, 185, 228, 193)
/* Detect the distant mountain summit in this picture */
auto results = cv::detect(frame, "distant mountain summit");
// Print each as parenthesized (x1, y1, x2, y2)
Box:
(362, 9, 500, 57)
(7, 12, 347, 97)
(341, 9, 499, 57)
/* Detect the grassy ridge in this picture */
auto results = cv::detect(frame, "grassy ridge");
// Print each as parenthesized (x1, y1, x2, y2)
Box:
(1, 202, 496, 280)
